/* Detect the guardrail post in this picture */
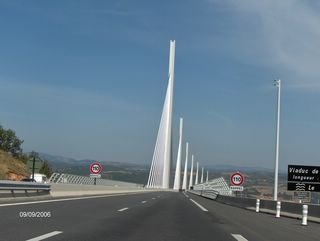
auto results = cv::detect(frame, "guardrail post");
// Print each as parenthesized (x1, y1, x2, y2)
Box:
(276, 201, 281, 218)
(302, 205, 308, 226)
(256, 199, 260, 212)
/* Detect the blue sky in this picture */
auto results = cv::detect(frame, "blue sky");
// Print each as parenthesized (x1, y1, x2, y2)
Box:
(0, 0, 320, 170)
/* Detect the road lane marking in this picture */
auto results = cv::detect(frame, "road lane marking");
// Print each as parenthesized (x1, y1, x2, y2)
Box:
(152, 197, 156, 200)
(141, 201, 147, 203)
(231, 234, 249, 241)
(118, 207, 129, 212)
(189, 199, 208, 212)
(0, 193, 134, 207)
(26, 231, 62, 241)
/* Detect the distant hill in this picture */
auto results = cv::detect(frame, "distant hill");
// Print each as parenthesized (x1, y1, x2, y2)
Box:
(206, 164, 274, 173)
(0, 150, 29, 180)
(38, 153, 149, 184)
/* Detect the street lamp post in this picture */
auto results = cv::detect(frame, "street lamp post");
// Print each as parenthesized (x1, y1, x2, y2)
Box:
(273, 79, 281, 201)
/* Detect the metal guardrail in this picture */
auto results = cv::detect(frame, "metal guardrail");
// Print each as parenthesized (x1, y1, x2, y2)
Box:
(48, 173, 143, 188)
(0, 180, 51, 198)
(0, 180, 50, 190)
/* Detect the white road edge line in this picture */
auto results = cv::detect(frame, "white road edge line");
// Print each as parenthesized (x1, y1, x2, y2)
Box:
(189, 199, 208, 212)
(231, 234, 249, 241)
(0, 193, 132, 207)
(141, 201, 147, 203)
(118, 207, 129, 212)
(26, 231, 63, 241)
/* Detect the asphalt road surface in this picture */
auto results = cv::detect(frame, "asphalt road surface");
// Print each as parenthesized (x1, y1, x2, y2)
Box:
(0, 191, 318, 241)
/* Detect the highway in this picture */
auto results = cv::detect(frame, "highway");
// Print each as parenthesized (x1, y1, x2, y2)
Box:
(0, 191, 318, 241)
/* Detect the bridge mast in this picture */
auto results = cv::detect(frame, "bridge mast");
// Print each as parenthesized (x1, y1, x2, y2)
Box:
(146, 40, 176, 189)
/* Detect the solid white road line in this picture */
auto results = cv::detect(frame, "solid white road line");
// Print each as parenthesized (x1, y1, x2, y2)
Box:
(231, 234, 249, 241)
(118, 207, 129, 212)
(189, 199, 208, 212)
(0, 193, 131, 207)
(26, 231, 63, 241)
(141, 201, 147, 203)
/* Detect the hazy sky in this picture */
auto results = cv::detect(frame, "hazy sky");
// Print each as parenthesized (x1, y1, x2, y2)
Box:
(1, 0, 320, 170)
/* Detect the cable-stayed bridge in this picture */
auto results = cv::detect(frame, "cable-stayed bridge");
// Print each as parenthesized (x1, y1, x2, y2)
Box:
(0, 41, 319, 241)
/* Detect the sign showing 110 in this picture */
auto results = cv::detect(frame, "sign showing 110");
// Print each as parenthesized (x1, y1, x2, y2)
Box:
(230, 172, 244, 186)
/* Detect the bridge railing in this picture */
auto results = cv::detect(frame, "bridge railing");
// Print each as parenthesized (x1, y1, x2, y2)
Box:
(48, 173, 143, 188)
(192, 177, 232, 196)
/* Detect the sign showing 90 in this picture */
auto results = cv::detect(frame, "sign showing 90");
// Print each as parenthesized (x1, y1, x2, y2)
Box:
(230, 172, 244, 186)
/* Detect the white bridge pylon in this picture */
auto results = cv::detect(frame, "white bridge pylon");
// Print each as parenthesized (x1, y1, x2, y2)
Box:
(173, 118, 183, 190)
(146, 40, 176, 189)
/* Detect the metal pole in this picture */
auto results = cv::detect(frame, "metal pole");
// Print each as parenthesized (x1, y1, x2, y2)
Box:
(273, 79, 281, 201)
(32, 156, 35, 181)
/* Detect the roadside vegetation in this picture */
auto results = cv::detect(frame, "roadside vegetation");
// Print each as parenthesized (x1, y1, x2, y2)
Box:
(0, 124, 53, 180)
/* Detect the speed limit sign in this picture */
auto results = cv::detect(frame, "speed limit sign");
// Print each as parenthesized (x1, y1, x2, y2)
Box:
(230, 172, 244, 186)
(90, 162, 103, 174)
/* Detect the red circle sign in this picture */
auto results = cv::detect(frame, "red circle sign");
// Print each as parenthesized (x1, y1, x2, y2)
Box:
(230, 172, 244, 186)
(90, 162, 102, 174)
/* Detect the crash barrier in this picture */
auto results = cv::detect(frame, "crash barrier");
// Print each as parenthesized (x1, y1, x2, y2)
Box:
(49, 173, 143, 188)
(216, 195, 320, 217)
(189, 189, 219, 200)
(50, 183, 150, 197)
(191, 192, 320, 224)
(0, 180, 50, 198)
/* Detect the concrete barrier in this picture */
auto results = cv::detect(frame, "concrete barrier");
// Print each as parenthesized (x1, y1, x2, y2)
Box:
(216, 195, 320, 220)
(50, 183, 155, 197)
(189, 192, 320, 222)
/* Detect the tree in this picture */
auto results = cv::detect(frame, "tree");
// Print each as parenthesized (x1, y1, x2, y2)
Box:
(0, 125, 24, 157)
(39, 160, 53, 178)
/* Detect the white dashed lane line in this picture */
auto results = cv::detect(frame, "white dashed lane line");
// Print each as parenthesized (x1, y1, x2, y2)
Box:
(141, 201, 147, 204)
(231, 234, 249, 241)
(117, 207, 129, 212)
(182, 192, 189, 198)
(189, 199, 208, 212)
(25, 231, 63, 241)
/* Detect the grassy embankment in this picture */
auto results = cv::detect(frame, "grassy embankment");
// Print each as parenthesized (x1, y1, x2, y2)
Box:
(0, 150, 29, 180)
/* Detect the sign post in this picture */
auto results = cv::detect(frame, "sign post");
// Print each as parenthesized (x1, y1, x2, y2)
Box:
(287, 165, 320, 192)
(27, 158, 43, 180)
(90, 162, 103, 185)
